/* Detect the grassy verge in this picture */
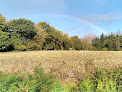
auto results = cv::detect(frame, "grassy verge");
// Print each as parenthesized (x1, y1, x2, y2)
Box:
(0, 67, 121, 92)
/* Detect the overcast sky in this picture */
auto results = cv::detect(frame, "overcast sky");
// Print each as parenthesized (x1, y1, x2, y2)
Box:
(1, 0, 122, 38)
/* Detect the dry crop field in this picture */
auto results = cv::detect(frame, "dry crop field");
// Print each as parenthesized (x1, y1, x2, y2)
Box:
(0, 51, 122, 86)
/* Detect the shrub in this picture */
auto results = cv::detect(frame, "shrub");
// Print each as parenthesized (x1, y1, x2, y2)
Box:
(15, 45, 26, 51)
(77, 67, 122, 92)
(0, 68, 54, 92)
(85, 46, 98, 51)
(102, 47, 108, 51)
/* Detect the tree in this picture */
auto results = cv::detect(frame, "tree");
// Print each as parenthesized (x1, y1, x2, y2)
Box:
(0, 30, 10, 51)
(34, 23, 46, 50)
(7, 18, 37, 39)
(103, 39, 114, 51)
(38, 22, 64, 50)
(81, 34, 95, 50)
(92, 37, 101, 50)
(70, 36, 81, 50)
(114, 37, 120, 51)
(120, 36, 122, 48)
(62, 34, 74, 50)
(0, 13, 6, 31)
(10, 32, 26, 51)
(100, 33, 105, 48)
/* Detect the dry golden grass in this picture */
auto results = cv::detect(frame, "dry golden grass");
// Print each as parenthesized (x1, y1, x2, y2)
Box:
(0, 51, 122, 86)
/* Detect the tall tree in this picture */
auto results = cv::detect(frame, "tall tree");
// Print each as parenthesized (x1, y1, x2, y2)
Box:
(92, 37, 101, 50)
(114, 37, 120, 51)
(63, 34, 74, 50)
(0, 30, 10, 51)
(0, 13, 6, 31)
(38, 22, 63, 50)
(34, 23, 46, 50)
(81, 34, 95, 50)
(70, 36, 81, 50)
(7, 18, 37, 39)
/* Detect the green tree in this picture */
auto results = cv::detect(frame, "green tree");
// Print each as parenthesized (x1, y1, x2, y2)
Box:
(62, 34, 74, 50)
(92, 37, 101, 50)
(38, 22, 64, 50)
(0, 13, 6, 31)
(120, 36, 122, 49)
(70, 36, 81, 50)
(103, 39, 114, 51)
(34, 23, 46, 50)
(0, 30, 10, 51)
(7, 18, 37, 39)
(100, 33, 105, 48)
(114, 37, 120, 51)
(10, 32, 26, 51)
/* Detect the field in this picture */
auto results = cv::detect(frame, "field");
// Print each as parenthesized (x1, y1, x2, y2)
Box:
(0, 51, 122, 86)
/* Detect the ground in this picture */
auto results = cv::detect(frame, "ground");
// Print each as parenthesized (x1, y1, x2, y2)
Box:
(0, 51, 122, 86)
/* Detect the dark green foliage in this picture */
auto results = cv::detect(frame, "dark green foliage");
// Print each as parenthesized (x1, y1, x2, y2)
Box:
(0, 13, 6, 31)
(0, 30, 10, 51)
(38, 22, 64, 50)
(92, 37, 101, 50)
(10, 32, 26, 51)
(45, 42, 55, 50)
(63, 34, 74, 50)
(7, 18, 37, 39)
(0, 13, 122, 51)
(91, 33, 122, 51)
(70, 36, 81, 50)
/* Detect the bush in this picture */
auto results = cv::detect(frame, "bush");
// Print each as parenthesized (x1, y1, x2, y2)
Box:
(0, 68, 54, 92)
(85, 46, 98, 51)
(15, 45, 26, 51)
(77, 67, 122, 92)
(102, 47, 108, 51)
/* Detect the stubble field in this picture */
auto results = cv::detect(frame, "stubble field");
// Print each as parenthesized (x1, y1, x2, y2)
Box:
(0, 51, 122, 86)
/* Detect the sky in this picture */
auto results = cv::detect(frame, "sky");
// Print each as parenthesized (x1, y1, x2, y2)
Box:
(0, 0, 122, 38)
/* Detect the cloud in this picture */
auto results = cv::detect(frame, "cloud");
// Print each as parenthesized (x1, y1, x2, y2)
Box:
(80, 13, 122, 24)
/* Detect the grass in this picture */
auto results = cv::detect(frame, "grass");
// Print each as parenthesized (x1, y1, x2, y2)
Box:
(0, 51, 122, 91)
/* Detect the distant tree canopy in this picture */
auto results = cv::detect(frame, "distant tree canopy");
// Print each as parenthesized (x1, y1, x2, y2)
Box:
(7, 18, 37, 39)
(37, 22, 64, 50)
(92, 33, 122, 51)
(0, 30, 10, 51)
(0, 13, 122, 51)
(63, 34, 74, 50)
(0, 13, 6, 31)
(70, 36, 81, 50)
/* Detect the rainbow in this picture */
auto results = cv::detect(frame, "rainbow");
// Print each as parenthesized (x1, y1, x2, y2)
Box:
(30, 13, 108, 35)
(54, 14, 108, 34)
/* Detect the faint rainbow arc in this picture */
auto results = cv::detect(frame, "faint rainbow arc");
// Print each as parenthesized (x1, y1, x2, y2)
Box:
(53, 14, 108, 34)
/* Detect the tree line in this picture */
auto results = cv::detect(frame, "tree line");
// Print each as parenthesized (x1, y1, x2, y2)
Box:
(0, 13, 122, 51)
